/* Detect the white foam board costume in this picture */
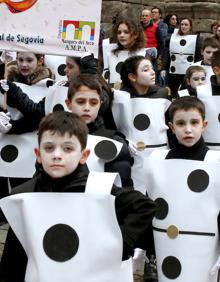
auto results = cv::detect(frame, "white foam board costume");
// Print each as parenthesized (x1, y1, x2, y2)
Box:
(197, 84, 220, 150)
(149, 148, 220, 162)
(169, 30, 197, 75)
(87, 135, 122, 186)
(144, 158, 220, 282)
(44, 54, 67, 82)
(177, 89, 190, 97)
(44, 84, 69, 113)
(0, 82, 46, 120)
(102, 38, 155, 84)
(0, 84, 124, 179)
(0, 172, 132, 282)
(0, 83, 47, 178)
(112, 89, 170, 193)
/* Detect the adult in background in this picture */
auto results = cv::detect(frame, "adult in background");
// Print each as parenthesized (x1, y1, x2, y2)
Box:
(161, 18, 202, 98)
(151, 6, 168, 85)
(141, 9, 158, 50)
(164, 13, 179, 47)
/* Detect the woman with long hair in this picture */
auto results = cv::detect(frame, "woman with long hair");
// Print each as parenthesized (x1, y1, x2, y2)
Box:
(161, 18, 202, 97)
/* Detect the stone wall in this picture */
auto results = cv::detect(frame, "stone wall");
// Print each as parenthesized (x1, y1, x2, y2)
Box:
(101, 0, 220, 36)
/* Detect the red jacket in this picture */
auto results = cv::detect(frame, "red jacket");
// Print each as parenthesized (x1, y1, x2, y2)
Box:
(144, 22, 158, 48)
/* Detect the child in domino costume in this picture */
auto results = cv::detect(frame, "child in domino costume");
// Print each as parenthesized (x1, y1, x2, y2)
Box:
(0, 84, 124, 183)
(44, 84, 130, 186)
(0, 172, 133, 282)
(144, 158, 220, 282)
(112, 89, 170, 194)
(103, 39, 154, 85)
(178, 65, 207, 98)
(0, 83, 46, 178)
(196, 83, 220, 150)
(169, 29, 197, 75)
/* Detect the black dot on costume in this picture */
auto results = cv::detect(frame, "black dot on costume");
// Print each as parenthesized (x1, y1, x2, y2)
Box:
(104, 70, 110, 80)
(187, 169, 209, 192)
(133, 114, 150, 131)
(43, 224, 79, 262)
(170, 66, 176, 73)
(115, 62, 123, 74)
(162, 256, 181, 279)
(53, 104, 65, 112)
(180, 39, 186, 46)
(187, 56, 194, 62)
(171, 54, 176, 61)
(46, 80, 54, 88)
(1, 145, 18, 162)
(94, 140, 118, 160)
(218, 113, 220, 123)
(155, 198, 169, 220)
(57, 64, 66, 76)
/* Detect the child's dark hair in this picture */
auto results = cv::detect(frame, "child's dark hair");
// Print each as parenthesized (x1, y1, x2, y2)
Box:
(38, 111, 88, 149)
(67, 73, 102, 101)
(211, 49, 220, 68)
(202, 37, 220, 50)
(185, 65, 206, 80)
(168, 96, 206, 122)
(112, 17, 146, 53)
(120, 55, 146, 88)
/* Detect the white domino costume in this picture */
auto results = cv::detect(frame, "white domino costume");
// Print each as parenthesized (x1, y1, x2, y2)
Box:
(144, 158, 220, 282)
(169, 29, 197, 75)
(112, 89, 170, 193)
(0, 172, 133, 282)
(197, 83, 220, 150)
(102, 38, 155, 84)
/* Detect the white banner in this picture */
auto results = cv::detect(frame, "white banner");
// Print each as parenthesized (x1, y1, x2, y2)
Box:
(0, 0, 101, 58)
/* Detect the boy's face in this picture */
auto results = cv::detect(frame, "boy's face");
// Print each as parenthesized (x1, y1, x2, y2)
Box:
(202, 46, 219, 65)
(66, 86, 101, 124)
(169, 108, 207, 147)
(35, 131, 90, 178)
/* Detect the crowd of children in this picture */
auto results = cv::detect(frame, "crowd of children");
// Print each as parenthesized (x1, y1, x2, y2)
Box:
(0, 5, 220, 282)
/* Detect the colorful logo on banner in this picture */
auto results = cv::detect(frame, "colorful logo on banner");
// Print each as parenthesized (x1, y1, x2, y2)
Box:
(62, 20, 95, 41)
(0, 0, 38, 13)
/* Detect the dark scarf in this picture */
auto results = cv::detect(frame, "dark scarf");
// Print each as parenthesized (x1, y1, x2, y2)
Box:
(166, 137, 209, 160)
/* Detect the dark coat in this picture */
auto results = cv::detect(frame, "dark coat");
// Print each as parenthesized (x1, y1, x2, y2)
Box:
(0, 163, 156, 282)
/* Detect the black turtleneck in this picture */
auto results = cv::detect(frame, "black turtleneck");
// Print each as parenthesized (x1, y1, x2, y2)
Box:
(12, 163, 90, 195)
(35, 163, 89, 193)
(166, 137, 209, 160)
